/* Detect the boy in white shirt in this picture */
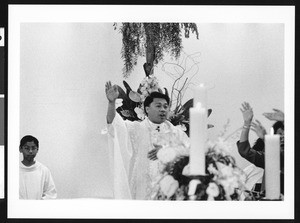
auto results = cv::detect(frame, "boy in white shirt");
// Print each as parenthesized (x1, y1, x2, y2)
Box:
(19, 135, 57, 199)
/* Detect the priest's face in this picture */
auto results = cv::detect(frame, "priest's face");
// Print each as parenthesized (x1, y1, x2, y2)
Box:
(146, 98, 169, 124)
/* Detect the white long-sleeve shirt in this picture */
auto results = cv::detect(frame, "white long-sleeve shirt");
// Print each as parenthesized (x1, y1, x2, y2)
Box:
(19, 161, 57, 200)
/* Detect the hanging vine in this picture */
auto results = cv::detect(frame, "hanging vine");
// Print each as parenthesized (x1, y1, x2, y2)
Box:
(114, 22, 199, 78)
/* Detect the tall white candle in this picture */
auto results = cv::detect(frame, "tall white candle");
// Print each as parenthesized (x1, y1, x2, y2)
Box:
(189, 102, 207, 175)
(194, 83, 207, 109)
(265, 127, 281, 199)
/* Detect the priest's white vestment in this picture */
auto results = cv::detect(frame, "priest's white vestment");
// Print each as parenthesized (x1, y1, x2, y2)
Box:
(107, 113, 190, 200)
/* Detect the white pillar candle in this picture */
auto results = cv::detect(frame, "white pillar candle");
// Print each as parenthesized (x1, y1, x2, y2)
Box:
(189, 102, 207, 175)
(194, 83, 207, 109)
(265, 127, 281, 199)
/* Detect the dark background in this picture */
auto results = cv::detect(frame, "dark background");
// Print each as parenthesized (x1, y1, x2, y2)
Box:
(0, 1, 297, 223)
(0, 48, 4, 95)
(0, 1, 6, 222)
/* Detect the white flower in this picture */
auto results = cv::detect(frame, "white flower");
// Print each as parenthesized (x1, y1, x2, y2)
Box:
(206, 182, 220, 199)
(140, 94, 146, 102)
(159, 175, 179, 198)
(140, 86, 146, 93)
(207, 163, 218, 175)
(115, 98, 123, 108)
(157, 146, 177, 164)
(215, 161, 226, 170)
(219, 164, 234, 178)
(142, 90, 149, 96)
(219, 178, 237, 196)
(147, 75, 154, 83)
(134, 107, 145, 120)
(215, 162, 232, 176)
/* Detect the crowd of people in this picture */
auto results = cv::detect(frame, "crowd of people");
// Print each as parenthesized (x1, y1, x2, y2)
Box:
(19, 81, 284, 200)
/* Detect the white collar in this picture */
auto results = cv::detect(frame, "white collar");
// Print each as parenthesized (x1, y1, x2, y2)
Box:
(146, 117, 166, 132)
(20, 160, 40, 171)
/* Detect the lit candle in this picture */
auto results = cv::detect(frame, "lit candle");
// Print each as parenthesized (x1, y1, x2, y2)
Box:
(189, 102, 207, 175)
(265, 127, 281, 199)
(194, 83, 207, 109)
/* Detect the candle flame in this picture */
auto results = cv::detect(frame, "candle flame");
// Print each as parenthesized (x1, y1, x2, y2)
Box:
(270, 127, 274, 135)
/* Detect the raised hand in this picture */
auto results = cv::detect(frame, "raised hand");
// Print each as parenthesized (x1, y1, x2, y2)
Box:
(263, 109, 284, 122)
(240, 102, 253, 125)
(251, 119, 267, 139)
(105, 81, 119, 102)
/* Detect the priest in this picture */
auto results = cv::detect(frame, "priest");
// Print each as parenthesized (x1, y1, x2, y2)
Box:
(105, 81, 190, 199)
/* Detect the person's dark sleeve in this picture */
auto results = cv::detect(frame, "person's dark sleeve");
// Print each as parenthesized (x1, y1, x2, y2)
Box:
(252, 138, 265, 152)
(237, 140, 265, 168)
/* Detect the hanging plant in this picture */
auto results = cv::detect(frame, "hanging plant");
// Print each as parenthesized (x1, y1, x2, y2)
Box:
(114, 23, 199, 77)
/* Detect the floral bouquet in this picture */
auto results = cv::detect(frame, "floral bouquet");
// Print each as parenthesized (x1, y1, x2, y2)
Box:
(115, 53, 213, 135)
(115, 73, 161, 121)
(151, 138, 247, 201)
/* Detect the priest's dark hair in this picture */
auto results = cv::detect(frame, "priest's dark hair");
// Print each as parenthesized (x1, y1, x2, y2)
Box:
(20, 135, 39, 148)
(144, 91, 170, 115)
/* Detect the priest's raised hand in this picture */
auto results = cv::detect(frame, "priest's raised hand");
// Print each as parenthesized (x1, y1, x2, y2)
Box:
(105, 81, 119, 102)
(105, 81, 119, 124)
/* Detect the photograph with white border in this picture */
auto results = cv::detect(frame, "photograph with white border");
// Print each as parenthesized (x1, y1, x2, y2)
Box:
(8, 5, 294, 219)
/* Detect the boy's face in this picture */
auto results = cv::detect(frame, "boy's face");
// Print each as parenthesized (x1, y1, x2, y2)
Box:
(146, 98, 169, 124)
(19, 141, 39, 162)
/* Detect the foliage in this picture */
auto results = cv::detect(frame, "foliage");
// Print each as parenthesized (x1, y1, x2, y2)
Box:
(114, 23, 199, 77)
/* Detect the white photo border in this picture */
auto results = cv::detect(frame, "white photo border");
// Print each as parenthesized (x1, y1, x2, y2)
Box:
(8, 5, 295, 219)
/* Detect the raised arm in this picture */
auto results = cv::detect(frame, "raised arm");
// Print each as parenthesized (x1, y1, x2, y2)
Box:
(239, 102, 253, 142)
(105, 81, 119, 124)
(263, 108, 284, 122)
(251, 119, 267, 140)
(237, 102, 264, 168)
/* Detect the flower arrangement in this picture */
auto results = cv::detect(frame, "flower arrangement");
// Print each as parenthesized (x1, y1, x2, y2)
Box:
(114, 73, 162, 121)
(115, 52, 212, 135)
(112, 53, 253, 201)
(151, 137, 247, 201)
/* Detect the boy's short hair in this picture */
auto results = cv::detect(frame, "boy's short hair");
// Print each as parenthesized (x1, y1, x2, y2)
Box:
(20, 135, 39, 148)
(143, 91, 170, 114)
